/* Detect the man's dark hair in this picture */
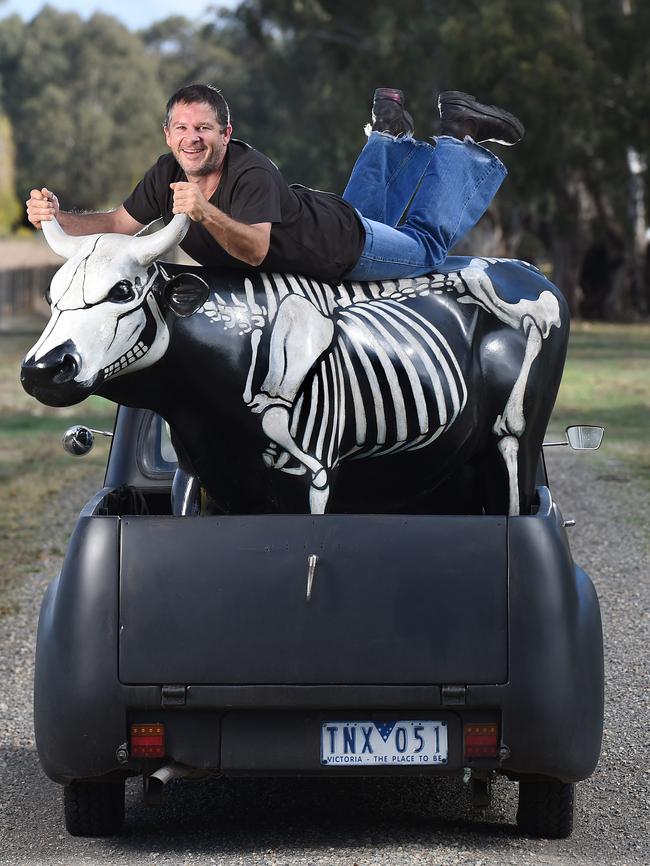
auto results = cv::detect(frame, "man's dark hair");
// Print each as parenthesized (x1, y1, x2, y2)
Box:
(164, 84, 230, 131)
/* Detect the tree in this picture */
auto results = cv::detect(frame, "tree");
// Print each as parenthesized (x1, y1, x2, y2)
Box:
(0, 8, 166, 212)
(139, 11, 278, 163)
(0, 0, 645, 316)
(219, 0, 649, 316)
(216, 0, 458, 190)
(0, 111, 20, 233)
(0, 10, 22, 233)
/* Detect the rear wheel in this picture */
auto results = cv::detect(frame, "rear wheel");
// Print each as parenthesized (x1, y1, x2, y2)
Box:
(516, 778, 575, 838)
(63, 780, 125, 836)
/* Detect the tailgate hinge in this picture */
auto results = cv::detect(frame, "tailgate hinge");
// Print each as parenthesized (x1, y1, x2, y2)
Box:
(161, 684, 187, 706)
(442, 685, 467, 705)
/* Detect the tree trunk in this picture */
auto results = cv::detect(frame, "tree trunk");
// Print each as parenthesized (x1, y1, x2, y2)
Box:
(552, 233, 584, 317)
(627, 147, 648, 316)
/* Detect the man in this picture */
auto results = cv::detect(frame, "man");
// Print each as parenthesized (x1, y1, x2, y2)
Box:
(27, 83, 523, 283)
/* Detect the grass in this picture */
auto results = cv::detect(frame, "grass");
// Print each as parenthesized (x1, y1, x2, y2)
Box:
(0, 327, 115, 615)
(548, 321, 650, 485)
(0, 320, 648, 616)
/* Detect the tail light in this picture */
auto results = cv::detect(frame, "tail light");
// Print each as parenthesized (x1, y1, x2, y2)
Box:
(464, 723, 499, 758)
(130, 723, 165, 758)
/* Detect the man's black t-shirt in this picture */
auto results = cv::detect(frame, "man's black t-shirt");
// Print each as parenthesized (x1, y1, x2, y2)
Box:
(123, 140, 365, 283)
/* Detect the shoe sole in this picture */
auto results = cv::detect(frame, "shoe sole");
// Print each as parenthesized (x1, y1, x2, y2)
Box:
(374, 87, 405, 105)
(438, 90, 525, 144)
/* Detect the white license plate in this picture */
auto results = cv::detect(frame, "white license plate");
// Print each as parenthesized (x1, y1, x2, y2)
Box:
(321, 720, 448, 766)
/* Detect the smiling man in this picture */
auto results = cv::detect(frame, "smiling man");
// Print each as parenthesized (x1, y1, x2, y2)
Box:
(27, 84, 366, 282)
(27, 82, 524, 283)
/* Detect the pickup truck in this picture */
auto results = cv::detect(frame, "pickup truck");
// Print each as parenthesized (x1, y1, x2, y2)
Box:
(34, 407, 604, 839)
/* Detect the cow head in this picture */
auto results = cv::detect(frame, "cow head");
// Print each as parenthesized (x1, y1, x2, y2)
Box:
(21, 215, 210, 407)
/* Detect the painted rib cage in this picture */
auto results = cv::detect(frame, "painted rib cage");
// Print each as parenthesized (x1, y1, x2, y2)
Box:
(287, 297, 468, 468)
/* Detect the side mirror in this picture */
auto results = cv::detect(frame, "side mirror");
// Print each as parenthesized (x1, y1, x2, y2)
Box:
(565, 425, 604, 450)
(62, 425, 113, 456)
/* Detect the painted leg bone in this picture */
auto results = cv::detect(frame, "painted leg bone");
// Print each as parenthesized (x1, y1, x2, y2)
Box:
(458, 260, 562, 337)
(261, 406, 330, 513)
(251, 297, 335, 512)
(451, 262, 563, 515)
(497, 434, 520, 517)
(248, 294, 335, 413)
(493, 316, 543, 437)
(456, 263, 560, 433)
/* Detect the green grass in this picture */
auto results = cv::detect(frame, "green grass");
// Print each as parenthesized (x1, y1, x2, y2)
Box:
(0, 328, 115, 615)
(549, 322, 650, 485)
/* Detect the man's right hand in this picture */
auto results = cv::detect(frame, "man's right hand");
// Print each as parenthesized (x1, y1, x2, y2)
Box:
(26, 188, 60, 229)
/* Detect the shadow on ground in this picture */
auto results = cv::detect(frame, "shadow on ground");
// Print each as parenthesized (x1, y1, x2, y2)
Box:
(119, 773, 521, 856)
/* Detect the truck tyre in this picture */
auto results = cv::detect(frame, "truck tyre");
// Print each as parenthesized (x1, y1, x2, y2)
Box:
(63, 780, 125, 836)
(516, 779, 574, 838)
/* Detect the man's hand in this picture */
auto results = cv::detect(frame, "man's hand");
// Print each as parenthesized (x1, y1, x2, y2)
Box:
(170, 182, 211, 222)
(170, 180, 271, 266)
(26, 187, 60, 230)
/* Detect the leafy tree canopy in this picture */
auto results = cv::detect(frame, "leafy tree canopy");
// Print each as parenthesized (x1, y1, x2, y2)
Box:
(0, 7, 166, 210)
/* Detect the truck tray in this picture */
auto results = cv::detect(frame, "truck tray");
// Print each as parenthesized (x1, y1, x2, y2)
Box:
(119, 514, 508, 685)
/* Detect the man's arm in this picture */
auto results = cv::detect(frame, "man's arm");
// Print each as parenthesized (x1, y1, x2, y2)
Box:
(170, 181, 271, 267)
(26, 188, 144, 236)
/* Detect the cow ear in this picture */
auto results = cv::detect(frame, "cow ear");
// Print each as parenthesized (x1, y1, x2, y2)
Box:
(162, 273, 210, 317)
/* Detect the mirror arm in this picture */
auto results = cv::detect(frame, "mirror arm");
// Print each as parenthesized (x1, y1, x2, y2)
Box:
(543, 440, 568, 447)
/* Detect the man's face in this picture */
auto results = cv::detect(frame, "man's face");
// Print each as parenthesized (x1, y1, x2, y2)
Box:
(164, 101, 232, 178)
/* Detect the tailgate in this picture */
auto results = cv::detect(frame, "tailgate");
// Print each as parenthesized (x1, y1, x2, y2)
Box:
(119, 514, 507, 685)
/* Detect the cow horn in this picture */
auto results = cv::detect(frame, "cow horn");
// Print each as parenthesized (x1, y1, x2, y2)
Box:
(41, 217, 95, 260)
(130, 214, 191, 267)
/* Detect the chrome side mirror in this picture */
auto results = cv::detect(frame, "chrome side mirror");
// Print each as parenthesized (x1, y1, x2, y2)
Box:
(565, 425, 604, 450)
(62, 425, 113, 456)
(544, 425, 605, 449)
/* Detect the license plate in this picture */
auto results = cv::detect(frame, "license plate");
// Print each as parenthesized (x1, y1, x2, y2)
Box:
(321, 720, 448, 766)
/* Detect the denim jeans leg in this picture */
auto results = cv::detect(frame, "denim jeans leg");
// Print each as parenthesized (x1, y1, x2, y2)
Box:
(398, 136, 507, 265)
(343, 217, 432, 281)
(343, 136, 507, 282)
(342, 132, 435, 226)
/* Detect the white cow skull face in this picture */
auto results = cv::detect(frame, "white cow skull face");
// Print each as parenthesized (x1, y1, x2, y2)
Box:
(21, 215, 208, 407)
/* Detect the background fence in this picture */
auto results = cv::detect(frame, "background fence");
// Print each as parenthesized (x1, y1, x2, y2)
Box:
(0, 266, 57, 324)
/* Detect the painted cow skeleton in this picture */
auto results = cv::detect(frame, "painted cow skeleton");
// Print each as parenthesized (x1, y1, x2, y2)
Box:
(21, 215, 569, 516)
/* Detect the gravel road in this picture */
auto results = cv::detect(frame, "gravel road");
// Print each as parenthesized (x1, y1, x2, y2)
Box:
(1, 448, 648, 866)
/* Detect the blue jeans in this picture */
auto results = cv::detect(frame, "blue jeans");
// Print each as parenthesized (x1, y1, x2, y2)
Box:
(342, 133, 507, 281)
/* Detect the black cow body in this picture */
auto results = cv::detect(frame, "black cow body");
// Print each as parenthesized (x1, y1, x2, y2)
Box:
(90, 259, 569, 516)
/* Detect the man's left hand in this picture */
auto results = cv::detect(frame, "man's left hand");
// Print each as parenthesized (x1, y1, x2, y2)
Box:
(170, 182, 211, 222)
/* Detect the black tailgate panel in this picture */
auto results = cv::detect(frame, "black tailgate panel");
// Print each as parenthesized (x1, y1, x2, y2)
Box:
(119, 515, 507, 685)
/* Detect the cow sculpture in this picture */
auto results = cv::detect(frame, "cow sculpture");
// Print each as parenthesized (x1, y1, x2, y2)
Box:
(21, 215, 569, 516)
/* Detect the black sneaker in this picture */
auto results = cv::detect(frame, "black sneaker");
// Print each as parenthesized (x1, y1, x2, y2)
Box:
(368, 87, 414, 137)
(438, 90, 524, 145)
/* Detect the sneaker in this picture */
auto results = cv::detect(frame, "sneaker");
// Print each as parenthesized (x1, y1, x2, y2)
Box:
(438, 90, 524, 145)
(369, 87, 414, 137)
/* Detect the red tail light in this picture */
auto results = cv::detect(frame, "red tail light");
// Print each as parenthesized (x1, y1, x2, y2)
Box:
(464, 723, 499, 758)
(131, 723, 165, 758)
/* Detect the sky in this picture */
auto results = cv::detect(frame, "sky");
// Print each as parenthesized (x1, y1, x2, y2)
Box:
(0, 0, 236, 32)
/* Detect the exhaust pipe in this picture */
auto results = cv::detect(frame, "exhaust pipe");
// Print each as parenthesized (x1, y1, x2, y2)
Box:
(150, 762, 194, 785)
(143, 762, 195, 804)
